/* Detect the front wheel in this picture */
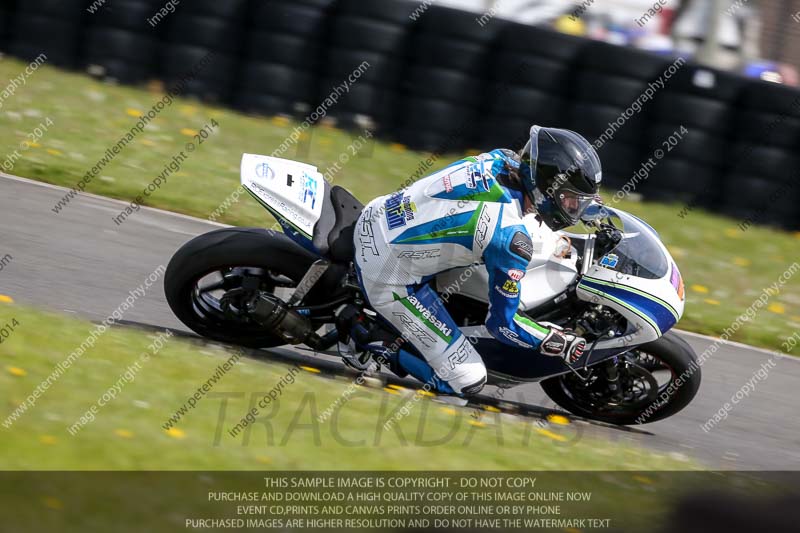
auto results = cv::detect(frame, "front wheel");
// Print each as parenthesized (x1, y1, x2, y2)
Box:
(540, 331, 701, 425)
(164, 228, 318, 347)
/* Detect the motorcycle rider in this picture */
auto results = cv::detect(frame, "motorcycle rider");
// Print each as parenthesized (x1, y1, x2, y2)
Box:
(348, 125, 603, 397)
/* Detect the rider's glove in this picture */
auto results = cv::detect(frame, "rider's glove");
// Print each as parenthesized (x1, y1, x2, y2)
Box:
(540, 327, 587, 364)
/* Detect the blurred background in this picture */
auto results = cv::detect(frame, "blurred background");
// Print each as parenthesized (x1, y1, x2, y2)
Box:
(0, 0, 799, 229)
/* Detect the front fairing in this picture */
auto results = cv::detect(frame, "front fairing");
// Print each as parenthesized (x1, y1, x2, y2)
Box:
(577, 207, 685, 349)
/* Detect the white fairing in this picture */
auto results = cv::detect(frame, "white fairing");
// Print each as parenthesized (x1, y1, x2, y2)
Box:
(436, 215, 578, 308)
(241, 154, 324, 237)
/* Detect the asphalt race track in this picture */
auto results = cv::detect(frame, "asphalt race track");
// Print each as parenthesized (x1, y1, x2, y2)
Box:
(2, 174, 798, 470)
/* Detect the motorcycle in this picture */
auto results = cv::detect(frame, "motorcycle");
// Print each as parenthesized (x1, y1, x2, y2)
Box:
(164, 153, 700, 425)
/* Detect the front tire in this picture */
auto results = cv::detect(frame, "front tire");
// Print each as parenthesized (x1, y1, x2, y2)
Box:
(164, 228, 318, 347)
(541, 331, 701, 425)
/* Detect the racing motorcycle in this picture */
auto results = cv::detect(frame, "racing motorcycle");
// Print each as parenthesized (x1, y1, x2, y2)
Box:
(164, 154, 700, 425)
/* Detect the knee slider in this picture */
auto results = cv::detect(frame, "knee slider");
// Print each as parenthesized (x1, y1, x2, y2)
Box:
(461, 375, 486, 396)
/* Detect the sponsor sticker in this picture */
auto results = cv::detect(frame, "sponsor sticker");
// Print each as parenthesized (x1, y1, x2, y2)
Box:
(255, 162, 275, 179)
(600, 253, 619, 269)
(385, 194, 417, 230)
(496, 279, 520, 298)
(508, 269, 525, 281)
(299, 172, 317, 209)
(443, 174, 453, 193)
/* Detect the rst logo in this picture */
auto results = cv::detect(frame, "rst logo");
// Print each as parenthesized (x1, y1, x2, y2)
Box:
(397, 249, 441, 259)
(475, 204, 491, 247)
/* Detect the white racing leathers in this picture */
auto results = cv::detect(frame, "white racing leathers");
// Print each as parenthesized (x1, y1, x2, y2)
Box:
(354, 150, 556, 395)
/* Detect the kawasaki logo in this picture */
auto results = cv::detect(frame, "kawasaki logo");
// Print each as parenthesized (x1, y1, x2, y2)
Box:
(407, 295, 453, 340)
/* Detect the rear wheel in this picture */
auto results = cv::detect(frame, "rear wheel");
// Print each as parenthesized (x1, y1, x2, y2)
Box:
(541, 332, 701, 425)
(165, 228, 316, 347)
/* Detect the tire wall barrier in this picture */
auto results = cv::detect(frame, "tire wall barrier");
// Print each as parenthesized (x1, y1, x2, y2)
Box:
(1, 0, 799, 229)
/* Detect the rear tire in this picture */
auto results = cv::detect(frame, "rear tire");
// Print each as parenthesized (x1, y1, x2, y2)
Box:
(165, 228, 317, 348)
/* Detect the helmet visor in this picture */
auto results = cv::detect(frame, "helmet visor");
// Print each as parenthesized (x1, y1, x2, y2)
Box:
(556, 188, 595, 224)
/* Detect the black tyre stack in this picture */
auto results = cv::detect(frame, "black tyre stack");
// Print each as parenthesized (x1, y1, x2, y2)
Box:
(482, 23, 585, 152)
(640, 65, 743, 206)
(235, 0, 335, 117)
(722, 80, 800, 227)
(83, 0, 161, 83)
(395, 5, 496, 151)
(162, 0, 248, 103)
(567, 41, 668, 192)
(0, 0, 15, 51)
(318, 0, 412, 134)
(9, 0, 87, 67)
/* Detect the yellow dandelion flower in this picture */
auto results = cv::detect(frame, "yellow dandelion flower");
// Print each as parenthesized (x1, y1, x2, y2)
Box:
(704, 299, 721, 306)
(7, 366, 27, 377)
(125, 108, 142, 117)
(733, 257, 750, 267)
(46, 149, 63, 156)
(691, 284, 709, 294)
(39, 435, 57, 445)
(165, 427, 185, 439)
(0, 294, 14, 303)
(180, 128, 198, 137)
(42, 497, 63, 510)
(115, 429, 134, 438)
(768, 303, 785, 314)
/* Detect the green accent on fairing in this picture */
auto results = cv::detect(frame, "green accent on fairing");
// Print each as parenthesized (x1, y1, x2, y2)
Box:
(463, 156, 479, 163)
(513, 313, 550, 335)
(579, 284, 661, 335)
(392, 292, 452, 343)
(245, 188, 312, 238)
(394, 202, 485, 245)
(582, 276, 679, 320)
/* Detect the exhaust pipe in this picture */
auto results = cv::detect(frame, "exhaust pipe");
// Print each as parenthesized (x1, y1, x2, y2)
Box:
(250, 293, 322, 348)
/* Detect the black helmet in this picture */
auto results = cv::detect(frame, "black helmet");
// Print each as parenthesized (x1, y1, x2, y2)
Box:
(517, 125, 602, 230)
